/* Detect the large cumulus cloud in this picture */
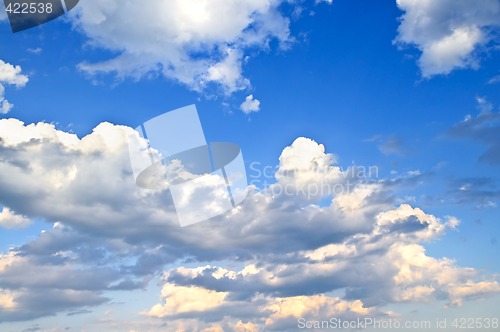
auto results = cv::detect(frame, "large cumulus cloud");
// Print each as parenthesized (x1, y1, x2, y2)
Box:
(0, 119, 498, 329)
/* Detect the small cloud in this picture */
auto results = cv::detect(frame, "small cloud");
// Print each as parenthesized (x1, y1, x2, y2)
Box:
(240, 94, 261, 114)
(366, 134, 413, 156)
(67, 309, 92, 316)
(0, 98, 13, 114)
(476, 201, 497, 209)
(0, 59, 29, 114)
(27, 48, 43, 55)
(22, 326, 41, 332)
(0, 207, 31, 229)
(448, 100, 500, 166)
(476, 96, 493, 113)
(433, 161, 448, 170)
(363, 134, 382, 143)
(378, 136, 407, 156)
(448, 177, 500, 207)
(488, 73, 500, 84)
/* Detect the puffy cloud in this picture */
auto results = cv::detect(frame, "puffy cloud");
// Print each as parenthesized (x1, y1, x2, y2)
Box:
(147, 283, 228, 317)
(0, 96, 13, 114)
(264, 296, 375, 330)
(157, 246, 498, 322)
(395, 0, 500, 77)
(232, 321, 258, 332)
(0, 119, 177, 241)
(70, 0, 292, 93)
(389, 244, 500, 307)
(0, 119, 498, 327)
(447, 280, 500, 307)
(0, 207, 31, 228)
(374, 203, 453, 241)
(158, 205, 494, 312)
(274, 137, 345, 201)
(240, 94, 261, 114)
(0, 223, 143, 322)
(0, 122, 374, 258)
(0, 60, 29, 114)
(0, 291, 15, 310)
(0, 60, 28, 87)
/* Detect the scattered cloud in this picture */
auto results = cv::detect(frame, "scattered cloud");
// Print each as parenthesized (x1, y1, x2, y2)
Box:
(0, 60, 29, 114)
(27, 48, 43, 55)
(240, 94, 261, 114)
(476, 96, 494, 113)
(395, 0, 500, 77)
(488, 73, 500, 84)
(67, 309, 92, 316)
(448, 177, 500, 208)
(378, 135, 408, 155)
(367, 134, 411, 156)
(448, 98, 500, 166)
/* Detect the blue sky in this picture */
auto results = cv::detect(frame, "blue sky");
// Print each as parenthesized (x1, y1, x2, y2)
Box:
(0, 0, 499, 331)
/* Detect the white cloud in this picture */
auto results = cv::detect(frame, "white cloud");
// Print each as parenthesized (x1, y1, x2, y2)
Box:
(0, 60, 29, 87)
(206, 48, 249, 94)
(0, 60, 29, 114)
(0, 98, 13, 114)
(419, 26, 483, 75)
(476, 96, 494, 113)
(27, 48, 43, 55)
(489, 73, 500, 84)
(240, 94, 261, 114)
(147, 283, 228, 317)
(0, 207, 31, 229)
(0, 119, 498, 327)
(0, 290, 16, 310)
(274, 137, 344, 201)
(70, 0, 292, 93)
(390, 244, 500, 307)
(395, 0, 500, 77)
(264, 296, 374, 329)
